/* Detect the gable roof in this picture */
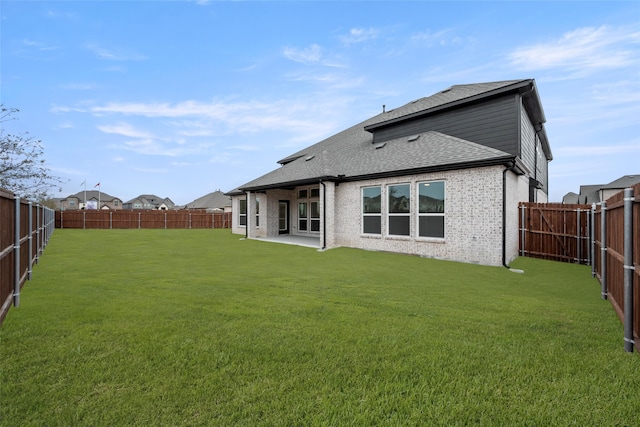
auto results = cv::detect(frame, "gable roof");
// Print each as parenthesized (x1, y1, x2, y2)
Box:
(125, 194, 174, 206)
(235, 80, 541, 193)
(184, 190, 231, 209)
(364, 79, 544, 131)
(65, 190, 120, 202)
(602, 174, 640, 189)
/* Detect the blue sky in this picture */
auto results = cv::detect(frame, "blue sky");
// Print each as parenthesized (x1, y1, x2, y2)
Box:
(1, 1, 638, 205)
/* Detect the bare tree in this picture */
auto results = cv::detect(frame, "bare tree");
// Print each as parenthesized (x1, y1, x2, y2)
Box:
(0, 105, 65, 201)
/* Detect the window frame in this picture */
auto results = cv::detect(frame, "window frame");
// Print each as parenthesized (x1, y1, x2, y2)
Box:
(387, 183, 411, 237)
(362, 186, 382, 235)
(238, 199, 247, 227)
(417, 180, 445, 239)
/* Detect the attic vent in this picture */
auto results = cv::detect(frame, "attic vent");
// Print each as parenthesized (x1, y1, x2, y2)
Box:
(305, 155, 315, 161)
(407, 135, 420, 142)
(374, 142, 386, 149)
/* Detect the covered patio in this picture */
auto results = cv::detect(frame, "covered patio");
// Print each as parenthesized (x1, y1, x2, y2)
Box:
(253, 234, 321, 249)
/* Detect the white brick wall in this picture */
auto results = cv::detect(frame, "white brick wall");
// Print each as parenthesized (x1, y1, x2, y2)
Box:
(231, 165, 535, 266)
(333, 165, 526, 266)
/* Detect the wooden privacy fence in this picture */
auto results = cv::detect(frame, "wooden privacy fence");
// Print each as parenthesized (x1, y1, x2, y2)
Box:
(0, 189, 56, 324)
(520, 184, 640, 352)
(593, 183, 640, 352)
(55, 210, 232, 229)
(519, 202, 591, 264)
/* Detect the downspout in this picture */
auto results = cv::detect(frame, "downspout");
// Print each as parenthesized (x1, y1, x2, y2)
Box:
(244, 191, 248, 239)
(320, 180, 326, 250)
(503, 162, 516, 268)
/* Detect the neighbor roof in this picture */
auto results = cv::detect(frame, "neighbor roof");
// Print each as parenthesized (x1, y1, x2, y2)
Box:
(602, 175, 640, 189)
(185, 190, 231, 209)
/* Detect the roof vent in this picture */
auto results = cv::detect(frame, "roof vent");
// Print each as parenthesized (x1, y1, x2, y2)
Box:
(305, 155, 315, 161)
(407, 134, 420, 142)
(374, 142, 386, 149)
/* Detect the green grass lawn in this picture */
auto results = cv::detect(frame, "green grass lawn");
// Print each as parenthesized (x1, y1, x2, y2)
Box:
(0, 229, 636, 426)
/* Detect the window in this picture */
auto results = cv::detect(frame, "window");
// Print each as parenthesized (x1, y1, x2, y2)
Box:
(310, 201, 320, 232)
(362, 186, 381, 234)
(239, 199, 247, 226)
(418, 181, 445, 238)
(388, 184, 410, 236)
(298, 202, 307, 231)
(255, 199, 260, 227)
(297, 187, 320, 233)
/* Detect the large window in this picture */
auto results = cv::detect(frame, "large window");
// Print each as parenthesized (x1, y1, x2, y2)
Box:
(388, 184, 410, 236)
(239, 199, 247, 226)
(362, 186, 381, 234)
(298, 202, 308, 231)
(418, 181, 445, 238)
(310, 201, 320, 232)
(297, 186, 320, 233)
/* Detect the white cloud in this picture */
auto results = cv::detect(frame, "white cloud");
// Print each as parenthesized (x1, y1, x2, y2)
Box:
(85, 43, 147, 61)
(22, 39, 59, 51)
(410, 29, 458, 46)
(283, 44, 323, 64)
(509, 25, 640, 74)
(340, 27, 380, 45)
(98, 122, 154, 139)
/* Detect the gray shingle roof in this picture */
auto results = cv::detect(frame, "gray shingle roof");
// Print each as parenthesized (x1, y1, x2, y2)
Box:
(602, 174, 640, 189)
(185, 190, 231, 209)
(237, 80, 534, 192)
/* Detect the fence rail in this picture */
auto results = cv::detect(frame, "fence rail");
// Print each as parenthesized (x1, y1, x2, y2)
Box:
(0, 189, 55, 324)
(520, 184, 640, 353)
(55, 210, 232, 229)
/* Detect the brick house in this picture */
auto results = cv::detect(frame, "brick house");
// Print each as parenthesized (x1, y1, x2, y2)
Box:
(227, 80, 552, 266)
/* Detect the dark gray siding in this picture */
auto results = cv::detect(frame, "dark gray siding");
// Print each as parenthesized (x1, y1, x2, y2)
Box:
(372, 95, 520, 156)
(536, 139, 548, 192)
(520, 106, 537, 177)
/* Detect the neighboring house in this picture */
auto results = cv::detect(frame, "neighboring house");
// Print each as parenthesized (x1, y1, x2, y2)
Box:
(183, 190, 232, 212)
(123, 194, 175, 210)
(227, 79, 552, 266)
(56, 190, 123, 210)
(562, 175, 640, 204)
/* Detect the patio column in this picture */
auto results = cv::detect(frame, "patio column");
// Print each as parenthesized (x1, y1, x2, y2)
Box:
(321, 181, 336, 249)
(246, 191, 257, 239)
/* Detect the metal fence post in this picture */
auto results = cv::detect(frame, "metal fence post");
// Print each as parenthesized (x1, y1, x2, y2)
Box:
(576, 208, 581, 263)
(13, 197, 21, 307)
(591, 203, 596, 276)
(623, 188, 634, 352)
(520, 204, 525, 257)
(28, 202, 33, 280)
(36, 204, 41, 262)
(600, 201, 607, 300)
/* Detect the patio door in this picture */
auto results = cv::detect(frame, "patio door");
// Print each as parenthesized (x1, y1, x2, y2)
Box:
(278, 201, 289, 234)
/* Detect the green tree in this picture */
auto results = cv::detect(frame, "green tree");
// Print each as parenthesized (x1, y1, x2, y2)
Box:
(0, 105, 65, 201)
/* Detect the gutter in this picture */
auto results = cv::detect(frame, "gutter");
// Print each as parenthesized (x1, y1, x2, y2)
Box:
(320, 180, 327, 250)
(244, 191, 248, 239)
(502, 161, 519, 268)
